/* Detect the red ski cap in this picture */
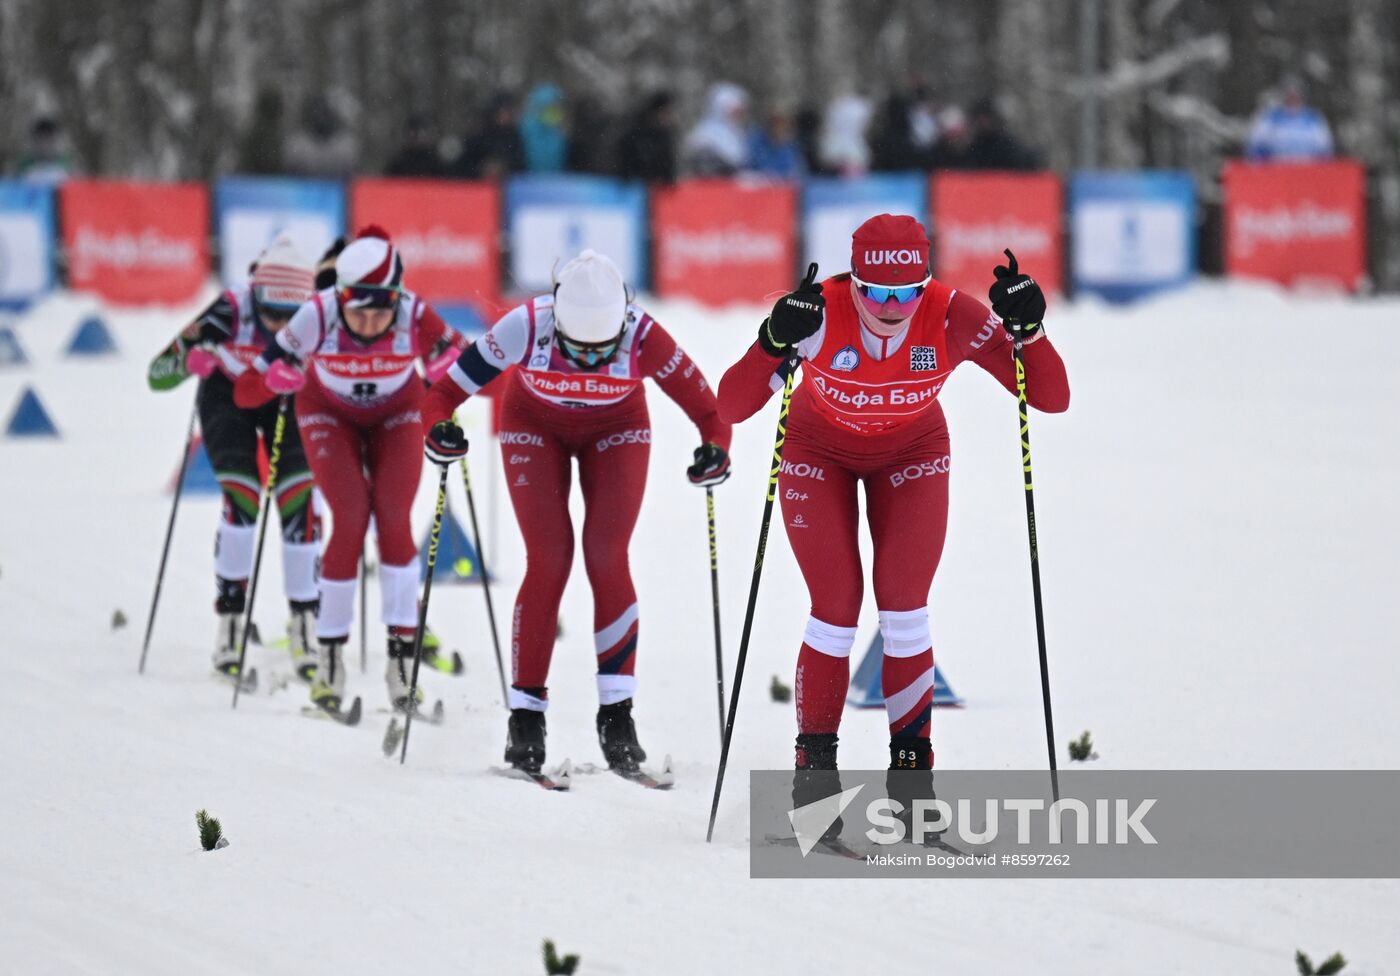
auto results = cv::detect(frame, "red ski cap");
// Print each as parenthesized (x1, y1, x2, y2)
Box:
(851, 213, 930, 285)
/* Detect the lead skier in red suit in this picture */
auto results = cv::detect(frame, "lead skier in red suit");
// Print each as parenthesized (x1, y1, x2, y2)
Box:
(235, 226, 468, 719)
(421, 249, 732, 776)
(718, 214, 1069, 830)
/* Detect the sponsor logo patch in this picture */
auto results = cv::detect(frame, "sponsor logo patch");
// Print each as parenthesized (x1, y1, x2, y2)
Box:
(830, 345, 860, 372)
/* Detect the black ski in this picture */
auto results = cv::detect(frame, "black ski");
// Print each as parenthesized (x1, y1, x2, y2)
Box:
(578, 755, 675, 790)
(301, 696, 363, 726)
(491, 759, 572, 791)
(764, 834, 867, 860)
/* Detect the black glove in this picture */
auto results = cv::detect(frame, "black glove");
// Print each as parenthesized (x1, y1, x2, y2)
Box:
(315, 237, 347, 290)
(425, 420, 468, 466)
(989, 249, 1046, 341)
(687, 443, 731, 487)
(759, 263, 824, 357)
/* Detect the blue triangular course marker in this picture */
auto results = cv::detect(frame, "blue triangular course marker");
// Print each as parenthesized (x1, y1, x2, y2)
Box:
(65, 316, 118, 356)
(418, 497, 490, 583)
(169, 435, 221, 494)
(0, 325, 28, 366)
(5, 386, 59, 437)
(848, 631, 964, 708)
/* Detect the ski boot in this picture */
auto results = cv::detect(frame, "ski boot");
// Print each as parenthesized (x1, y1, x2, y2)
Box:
(792, 732, 844, 846)
(211, 611, 249, 682)
(309, 639, 347, 715)
(286, 599, 318, 684)
(505, 706, 547, 774)
(886, 735, 941, 845)
(385, 631, 426, 715)
(596, 698, 648, 772)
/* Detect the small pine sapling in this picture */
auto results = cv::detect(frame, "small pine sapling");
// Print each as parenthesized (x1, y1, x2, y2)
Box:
(1067, 730, 1099, 762)
(542, 939, 579, 975)
(195, 809, 227, 851)
(770, 675, 792, 703)
(1296, 949, 1347, 975)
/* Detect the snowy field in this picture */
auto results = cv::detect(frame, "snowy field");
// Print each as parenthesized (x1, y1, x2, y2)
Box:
(1, 282, 1398, 974)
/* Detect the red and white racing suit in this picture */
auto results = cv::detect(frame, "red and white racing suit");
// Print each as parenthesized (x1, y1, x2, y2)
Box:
(718, 274, 1069, 748)
(237, 287, 467, 641)
(423, 295, 730, 711)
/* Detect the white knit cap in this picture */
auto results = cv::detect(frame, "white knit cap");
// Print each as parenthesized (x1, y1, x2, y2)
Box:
(553, 249, 627, 343)
(250, 233, 313, 309)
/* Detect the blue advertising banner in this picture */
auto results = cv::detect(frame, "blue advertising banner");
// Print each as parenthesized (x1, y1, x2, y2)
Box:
(802, 174, 927, 282)
(0, 181, 56, 309)
(1070, 171, 1196, 302)
(215, 177, 344, 288)
(504, 176, 646, 293)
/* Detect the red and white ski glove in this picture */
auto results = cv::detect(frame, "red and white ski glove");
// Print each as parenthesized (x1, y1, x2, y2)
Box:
(424, 347, 458, 386)
(265, 360, 306, 395)
(185, 345, 220, 379)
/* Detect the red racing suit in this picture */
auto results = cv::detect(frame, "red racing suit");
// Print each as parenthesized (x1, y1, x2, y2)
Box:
(718, 274, 1069, 748)
(237, 287, 468, 641)
(422, 295, 730, 712)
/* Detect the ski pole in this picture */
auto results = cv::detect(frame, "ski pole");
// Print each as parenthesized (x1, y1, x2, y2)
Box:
(139, 399, 198, 673)
(1011, 320, 1060, 804)
(399, 463, 450, 764)
(706, 354, 800, 843)
(231, 396, 289, 709)
(359, 554, 368, 673)
(455, 414, 508, 707)
(705, 486, 725, 749)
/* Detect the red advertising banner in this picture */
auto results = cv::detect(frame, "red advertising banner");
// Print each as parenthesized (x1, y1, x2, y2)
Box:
(652, 180, 797, 306)
(1223, 160, 1366, 291)
(62, 181, 209, 305)
(350, 179, 500, 305)
(932, 172, 1062, 298)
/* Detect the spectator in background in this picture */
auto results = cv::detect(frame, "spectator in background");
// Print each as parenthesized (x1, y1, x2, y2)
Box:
(284, 94, 357, 179)
(456, 91, 525, 180)
(237, 89, 285, 175)
(616, 91, 678, 183)
(15, 116, 77, 185)
(819, 93, 873, 177)
(907, 79, 940, 161)
(681, 82, 751, 177)
(748, 108, 805, 180)
(967, 98, 1041, 170)
(1245, 75, 1334, 162)
(385, 113, 446, 178)
(795, 105, 824, 174)
(521, 84, 569, 173)
(567, 94, 617, 175)
(870, 92, 922, 171)
(927, 106, 972, 170)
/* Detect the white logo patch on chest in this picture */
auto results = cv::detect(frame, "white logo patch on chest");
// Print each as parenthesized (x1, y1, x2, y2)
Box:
(909, 346, 938, 371)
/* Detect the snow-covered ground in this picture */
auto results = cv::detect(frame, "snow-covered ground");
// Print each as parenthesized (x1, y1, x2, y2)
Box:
(1, 282, 1397, 974)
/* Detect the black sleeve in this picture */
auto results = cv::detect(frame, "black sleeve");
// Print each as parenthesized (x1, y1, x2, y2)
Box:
(191, 295, 238, 346)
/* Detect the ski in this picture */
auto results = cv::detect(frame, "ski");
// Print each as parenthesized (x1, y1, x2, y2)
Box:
(764, 834, 867, 861)
(576, 754, 675, 790)
(376, 699, 446, 724)
(380, 701, 446, 757)
(490, 759, 572, 791)
(214, 666, 258, 694)
(421, 648, 465, 676)
(300, 696, 363, 726)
